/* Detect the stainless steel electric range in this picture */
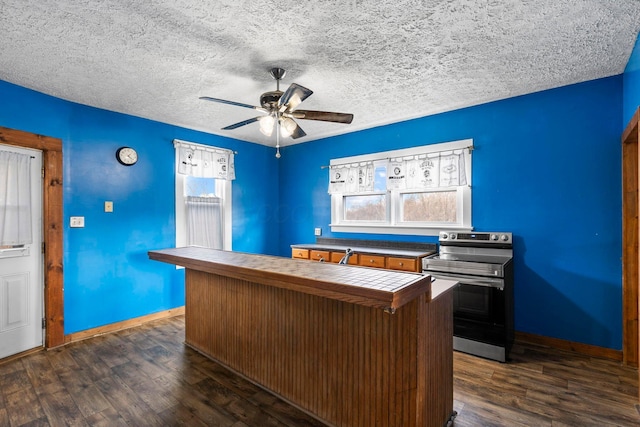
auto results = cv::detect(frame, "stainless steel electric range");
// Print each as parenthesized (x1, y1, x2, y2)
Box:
(423, 231, 514, 362)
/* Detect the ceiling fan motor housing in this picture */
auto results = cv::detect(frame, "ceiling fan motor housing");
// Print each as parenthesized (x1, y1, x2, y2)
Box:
(260, 90, 283, 109)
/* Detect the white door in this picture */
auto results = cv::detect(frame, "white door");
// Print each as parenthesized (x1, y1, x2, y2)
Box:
(0, 144, 43, 359)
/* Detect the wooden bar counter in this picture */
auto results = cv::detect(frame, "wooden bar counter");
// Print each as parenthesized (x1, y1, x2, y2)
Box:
(149, 247, 457, 427)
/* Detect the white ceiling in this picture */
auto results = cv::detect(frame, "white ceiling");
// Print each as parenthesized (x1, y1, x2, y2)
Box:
(1, 0, 640, 147)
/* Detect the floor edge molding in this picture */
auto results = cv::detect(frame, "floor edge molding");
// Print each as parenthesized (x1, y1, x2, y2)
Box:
(64, 306, 186, 345)
(515, 331, 623, 362)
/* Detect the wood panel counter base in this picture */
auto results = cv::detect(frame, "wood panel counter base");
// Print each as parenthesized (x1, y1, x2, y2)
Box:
(150, 247, 456, 427)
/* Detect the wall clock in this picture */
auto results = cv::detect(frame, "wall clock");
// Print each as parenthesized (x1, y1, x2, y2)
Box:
(116, 146, 138, 166)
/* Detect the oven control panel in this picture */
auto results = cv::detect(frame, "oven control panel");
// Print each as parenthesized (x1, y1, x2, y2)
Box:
(439, 231, 511, 244)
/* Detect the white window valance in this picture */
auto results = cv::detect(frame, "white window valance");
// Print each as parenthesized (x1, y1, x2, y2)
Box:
(396, 150, 467, 189)
(328, 161, 375, 194)
(0, 150, 33, 246)
(328, 148, 468, 194)
(173, 140, 235, 180)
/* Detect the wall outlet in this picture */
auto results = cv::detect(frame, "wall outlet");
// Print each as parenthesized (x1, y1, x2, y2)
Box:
(70, 216, 85, 228)
(314, 227, 322, 236)
(104, 201, 113, 212)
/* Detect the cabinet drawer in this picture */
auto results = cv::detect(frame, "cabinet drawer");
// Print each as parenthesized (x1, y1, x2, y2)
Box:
(310, 250, 331, 262)
(292, 248, 309, 259)
(386, 257, 417, 272)
(359, 254, 386, 268)
(329, 252, 359, 265)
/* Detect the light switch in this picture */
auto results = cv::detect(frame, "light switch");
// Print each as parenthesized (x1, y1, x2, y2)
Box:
(314, 227, 322, 236)
(104, 201, 113, 213)
(70, 216, 85, 228)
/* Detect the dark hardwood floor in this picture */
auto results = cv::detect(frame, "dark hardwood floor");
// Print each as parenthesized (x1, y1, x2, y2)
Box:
(454, 340, 639, 427)
(0, 315, 638, 426)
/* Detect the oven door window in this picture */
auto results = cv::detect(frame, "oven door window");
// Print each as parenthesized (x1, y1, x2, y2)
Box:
(454, 284, 505, 326)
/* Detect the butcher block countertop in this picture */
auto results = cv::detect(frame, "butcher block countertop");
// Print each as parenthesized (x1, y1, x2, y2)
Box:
(148, 246, 450, 311)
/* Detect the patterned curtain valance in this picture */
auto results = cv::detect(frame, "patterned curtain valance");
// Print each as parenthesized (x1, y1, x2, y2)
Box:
(174, 140, 235, 180)
(328, 161, 374, 194)
(328, 149, 468, 194)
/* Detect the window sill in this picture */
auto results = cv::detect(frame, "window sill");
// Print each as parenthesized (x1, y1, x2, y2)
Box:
(329, 223, 473, 236)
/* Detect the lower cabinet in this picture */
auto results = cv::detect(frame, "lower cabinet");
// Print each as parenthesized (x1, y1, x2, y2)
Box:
(329, 252, 359, 265)
(292, 248, 422, 272)
(310, 250, 330, 262)
(358, 254, 386, 269)
(292, 249, 310, 260)
(386, 257, 417, 272)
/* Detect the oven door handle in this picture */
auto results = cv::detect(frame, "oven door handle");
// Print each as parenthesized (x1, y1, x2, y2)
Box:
(426, 272, 505, 290)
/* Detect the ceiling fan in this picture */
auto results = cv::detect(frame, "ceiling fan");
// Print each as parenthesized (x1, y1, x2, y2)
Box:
(200, 67, 354, 158)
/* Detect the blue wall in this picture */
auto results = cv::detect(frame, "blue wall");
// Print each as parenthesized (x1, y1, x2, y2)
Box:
(0, 69, 629, 349)
(280, 76, 624, 350)
(0, 80, 279, 334)
(624, 32, 640, 125)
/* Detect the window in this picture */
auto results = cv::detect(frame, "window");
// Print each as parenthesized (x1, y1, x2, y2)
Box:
(344, 194, 387, 221)
(400, 190, 457, 223)
(174, 140, 233, 251)
(184, 176, 224, 249)
(329, 139, 472, 236)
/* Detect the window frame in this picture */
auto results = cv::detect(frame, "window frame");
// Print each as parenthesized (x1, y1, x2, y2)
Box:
(341, 192, 389, 223)
(329, 139, 472, 236)
(175, 144, 232, 251)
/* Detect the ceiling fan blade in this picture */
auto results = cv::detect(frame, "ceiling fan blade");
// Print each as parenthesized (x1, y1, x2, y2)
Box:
(290, 123, 307, 139)
(200, 96, 268, 113)
(278, 83, 313, 112)
(222, 117, 261, 130)
(287, 110, 354, 124)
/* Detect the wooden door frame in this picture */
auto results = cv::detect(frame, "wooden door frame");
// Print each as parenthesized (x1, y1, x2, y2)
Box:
(623, 108, 640, 369)
(0, 126, 64, 348)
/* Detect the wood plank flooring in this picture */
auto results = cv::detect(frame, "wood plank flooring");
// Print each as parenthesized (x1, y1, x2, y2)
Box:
(454, 341, 639, 426)
(0, 315, 638, 426)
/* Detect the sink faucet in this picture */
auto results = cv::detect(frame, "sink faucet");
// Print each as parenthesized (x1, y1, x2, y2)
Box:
(339, 248, 354, 265)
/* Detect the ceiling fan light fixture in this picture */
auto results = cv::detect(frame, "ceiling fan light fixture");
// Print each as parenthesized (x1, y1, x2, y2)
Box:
(279, 117, 297, 138)
(259, 115, 275, 136)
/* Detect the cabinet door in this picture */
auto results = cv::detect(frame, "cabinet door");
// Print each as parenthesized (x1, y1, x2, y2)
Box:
(330, 252, 359, 265)
(310, 250, 331, 262)
(292, 249, 310, 259)
(358, 255, 386, 268)
(386, 257, 417, 272)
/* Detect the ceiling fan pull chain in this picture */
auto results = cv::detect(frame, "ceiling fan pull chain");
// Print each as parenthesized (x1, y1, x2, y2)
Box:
(275, 113, 281, 158)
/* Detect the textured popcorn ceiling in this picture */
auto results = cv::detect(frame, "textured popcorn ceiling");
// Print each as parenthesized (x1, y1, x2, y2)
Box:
(1, 0, 640, 147)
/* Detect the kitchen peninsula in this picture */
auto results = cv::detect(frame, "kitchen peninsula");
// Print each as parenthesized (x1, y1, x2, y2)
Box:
(149, 247, 457, 427)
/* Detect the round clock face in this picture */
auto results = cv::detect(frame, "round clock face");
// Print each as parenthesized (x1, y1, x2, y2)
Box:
(116, 147, 138, 166)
